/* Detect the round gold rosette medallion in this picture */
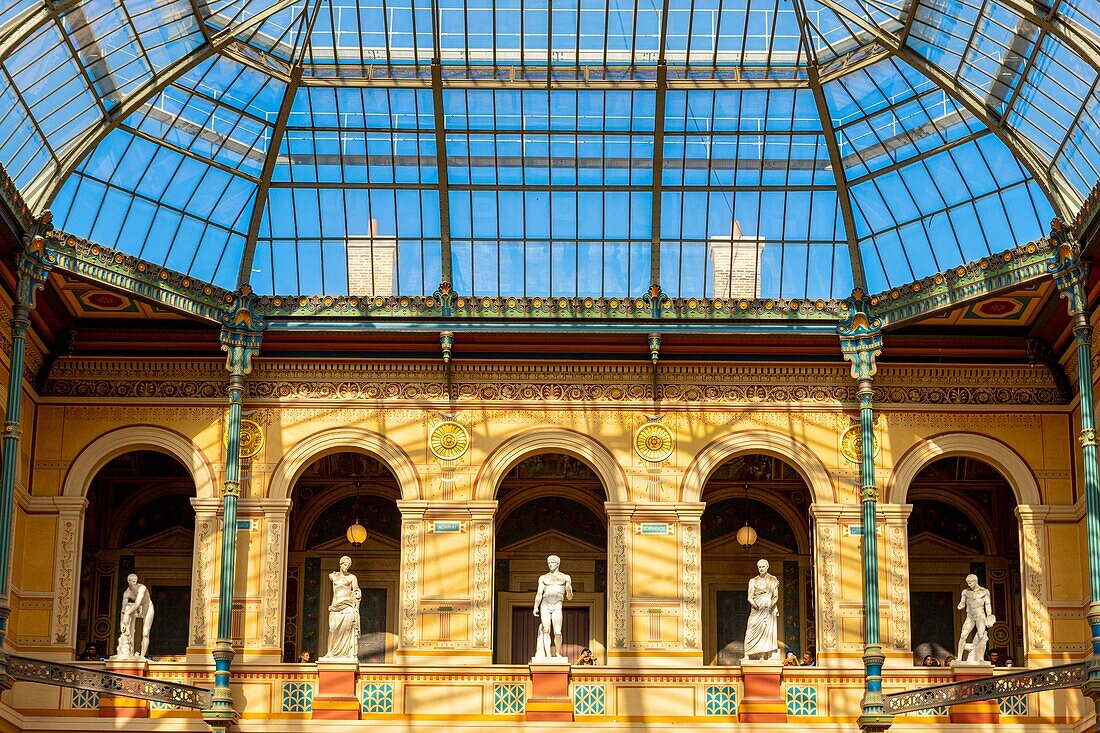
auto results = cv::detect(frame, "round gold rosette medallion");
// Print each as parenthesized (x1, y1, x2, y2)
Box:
(634, 423, 674, 463)
(840, 424, 879, 464)
(430, 421, 470, 460)
(225, 418, 265, 459)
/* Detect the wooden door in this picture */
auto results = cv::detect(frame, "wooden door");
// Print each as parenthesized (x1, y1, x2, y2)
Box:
(512, 607, 591, 664)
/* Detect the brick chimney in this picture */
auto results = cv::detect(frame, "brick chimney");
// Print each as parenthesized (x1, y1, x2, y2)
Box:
(346, 219, 397, 296)
(708, 220, 764, 298)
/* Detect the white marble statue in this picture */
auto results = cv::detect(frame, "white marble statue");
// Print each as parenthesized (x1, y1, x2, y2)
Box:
(955, 573, 995, 663)
(532, 555, 573, 660)
(743, 559, 780, 662)
(321, 556, 361, 661)
(112, 573, 153, 660)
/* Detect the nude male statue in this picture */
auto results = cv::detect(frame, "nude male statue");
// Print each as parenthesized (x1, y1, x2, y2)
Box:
(532, 555, 573, 659)
(118, 574, 154, 659)
(955, 573, 994, 663)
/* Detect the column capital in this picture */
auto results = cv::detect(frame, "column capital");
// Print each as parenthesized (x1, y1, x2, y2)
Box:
(1048, 224, 1089, 317)
(396, 499, 497, 521)
(876, 503, 913, 521)
(602, 501, 706, 521)
(837, 289, 883, 382)
(219, 285, 265, 376)
(15, 221, 56, 311)
(191, 497, 224, 515)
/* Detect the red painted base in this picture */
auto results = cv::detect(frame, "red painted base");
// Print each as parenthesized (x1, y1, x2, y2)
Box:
(739, 662, 788, 723)
(313, 662, 360, 720)
(950, 664, 999, 724)
(99, 660, 149, 718)
(528, 662, 573, 721)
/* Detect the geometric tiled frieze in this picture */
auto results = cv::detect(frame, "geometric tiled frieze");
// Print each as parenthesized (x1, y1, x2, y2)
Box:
(573, 684, 607, 716)
(281, 682, 315, 713)
(704, 685, 737, 716)
(494, 683, 526, 715)
(786, 685, 818, 716)
(361, 682, 395, 714)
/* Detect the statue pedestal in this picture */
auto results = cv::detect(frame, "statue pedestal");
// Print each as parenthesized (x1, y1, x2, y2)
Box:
(313, 660, 360, 720)
(99, 658, 149, 718)
(739, 660, 787, 723)
(527, 661, 572, 721)
(949, 661, 999, 724)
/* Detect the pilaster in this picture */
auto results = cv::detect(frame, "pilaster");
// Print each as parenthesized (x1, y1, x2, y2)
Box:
(1015, 505, 1053, 664)
(604, 502, 705, 666)
(48, 496, 87, 655)
(393, 500, 496, 664)
(188, 498, 221, 659)
(879, 503, 913, 659)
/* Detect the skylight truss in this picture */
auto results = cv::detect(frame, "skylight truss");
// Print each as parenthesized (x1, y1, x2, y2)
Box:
(0, 0, 1094, 301)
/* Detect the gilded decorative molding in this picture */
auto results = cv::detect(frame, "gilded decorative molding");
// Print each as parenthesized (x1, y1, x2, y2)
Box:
(887, 526, 909, 651)
(1073, 178, 1100, 239)
(42, 361, 1064, 406)
(472, 521, 492, 648)
(262, 519, 283, 647)
(51, 519, 77, 645)
(870, 237, 1056, 327)
(1021, 522, 1050, 653)
(191, 516, 216, 647)
(236, 419, 265, 459)
(681, 522, 700, 650)
(841, 422, 879, 464)
(611, 523, 628, 649)
(817, 524, 839, 651)
(0, 162, 33, 230)
(400, 520, 421, 648)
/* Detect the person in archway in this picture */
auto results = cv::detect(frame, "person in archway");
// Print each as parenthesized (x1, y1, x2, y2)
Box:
(120, 574, 154, 659)
(532, 555, 573, 659)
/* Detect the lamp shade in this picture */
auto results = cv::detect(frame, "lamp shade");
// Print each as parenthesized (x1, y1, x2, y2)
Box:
(346, 521, 368, 547)
(736, 523, 757, 550)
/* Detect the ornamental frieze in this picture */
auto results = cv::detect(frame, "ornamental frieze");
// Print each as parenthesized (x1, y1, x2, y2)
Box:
(41, 360, 1062, 405)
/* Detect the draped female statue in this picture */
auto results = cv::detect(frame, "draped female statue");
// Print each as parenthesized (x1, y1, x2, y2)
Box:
(743, 559, 780, 662)
(321, 556, 361, 661)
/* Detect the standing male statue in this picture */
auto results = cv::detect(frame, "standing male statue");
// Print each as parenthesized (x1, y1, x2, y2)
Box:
(743, 559, 780, 662)
(955, 573, 995, 663)
(114, 573, 153, 659)
(532, 555, 573, 660)
(321, 556, 362, 660)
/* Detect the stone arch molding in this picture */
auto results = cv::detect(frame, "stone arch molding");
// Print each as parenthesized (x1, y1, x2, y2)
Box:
(268, 426, 421, 501)
(473, 427, 629, 503)
(887, 432, 1041, 505)
(680, 429, 835, 504)
(63, 425, 218, 499)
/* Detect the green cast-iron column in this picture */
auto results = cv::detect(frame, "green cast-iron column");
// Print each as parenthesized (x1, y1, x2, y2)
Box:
(838, 290, 891, 733)
(204, 287, 264, 729)
(0, 223, 54, 678)
(1049, 229, 1100, 713)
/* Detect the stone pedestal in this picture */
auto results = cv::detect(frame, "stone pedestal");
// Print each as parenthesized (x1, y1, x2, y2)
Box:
(949, 661, 999, 724)
(739, 660, 787, 723)
(313, 660, 360, 720)
(527, 661, 572, 721)
(99, 659, 149, 718)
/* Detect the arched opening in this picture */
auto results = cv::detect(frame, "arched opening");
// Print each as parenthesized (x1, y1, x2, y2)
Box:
(701, 454, 814, 665)
(493, 453, 608, 664)
(908, 456, 1023, 666)
(77, 450, 196, 659)
(283, 451, 401, 663)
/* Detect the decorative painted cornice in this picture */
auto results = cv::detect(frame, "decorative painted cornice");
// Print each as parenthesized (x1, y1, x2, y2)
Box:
(1073, 178, 1100, 241)
(44, 230, 231, 323)
(40, 359, 1063, 405)
(870, 236, 1056, 327)
(0, 164, 32, 232)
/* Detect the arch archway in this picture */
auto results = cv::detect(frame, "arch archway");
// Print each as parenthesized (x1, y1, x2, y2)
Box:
(63, 425, 217, 499)
(887, 433, 1041, 505)
(473, 428, 628, 503)
(681, 430, 834, 504)
(268, 427, 421, 501)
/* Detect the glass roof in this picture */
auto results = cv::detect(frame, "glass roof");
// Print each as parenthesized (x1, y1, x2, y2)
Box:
(1, 0, 1095, 301)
